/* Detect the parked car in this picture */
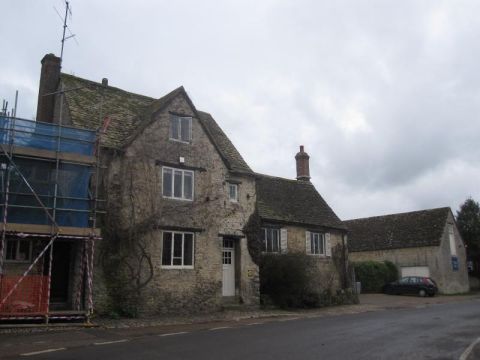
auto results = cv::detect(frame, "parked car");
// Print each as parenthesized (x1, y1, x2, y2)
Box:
(383, 276, 438, 297)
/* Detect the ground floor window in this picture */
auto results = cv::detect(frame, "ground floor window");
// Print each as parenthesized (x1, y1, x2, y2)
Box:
(262, 228, 280, 253)
(5, 239, 31, 262)
(310, 232, 325, 255)
(161, 231, 194, 268)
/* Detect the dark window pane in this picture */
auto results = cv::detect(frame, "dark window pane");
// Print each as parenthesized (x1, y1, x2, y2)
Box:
(174, 171, 182, 198)
(266, 229, 272, 252)
(170, 117, 179, 139)
(320, 234, 324, 254)
(272, 230, 279, 252)
(163, 168, 172, 197)
(6, 240, 15, 260)
(18, 240, 30, 261)
(173, 258, 182, 266)
(162, 232, 172, 265)
(184, 172, 193, 200)
(180, 117, 191, 142)
(173, 233, 183, 259)
(184, 234, 193, 266)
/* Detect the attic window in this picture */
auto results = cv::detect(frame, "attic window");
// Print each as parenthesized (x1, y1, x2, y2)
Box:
(170, 115, 192, 143)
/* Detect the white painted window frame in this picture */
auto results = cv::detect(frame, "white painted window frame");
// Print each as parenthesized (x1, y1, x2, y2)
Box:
(309, 232, 326, 256)
(169, 115, 192, 143)
(4, 239, 32, 263)
(262, 227, 281, 253)
(161, 231, 195, 269)
(228, 183, 238, 202)
(162, 166, 194, 201)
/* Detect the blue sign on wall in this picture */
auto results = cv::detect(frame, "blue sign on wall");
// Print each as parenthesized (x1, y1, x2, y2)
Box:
(452, 256, 459, 271)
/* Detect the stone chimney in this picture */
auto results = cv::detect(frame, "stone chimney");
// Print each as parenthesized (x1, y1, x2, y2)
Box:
(36, 53, 61, 123)
(295, 145, 310, 181)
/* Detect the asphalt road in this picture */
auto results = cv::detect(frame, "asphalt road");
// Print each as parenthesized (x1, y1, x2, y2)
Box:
(4, 298, 480, 360)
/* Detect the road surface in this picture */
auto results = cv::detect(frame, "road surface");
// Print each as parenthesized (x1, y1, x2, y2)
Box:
(3, 298, 480, 359)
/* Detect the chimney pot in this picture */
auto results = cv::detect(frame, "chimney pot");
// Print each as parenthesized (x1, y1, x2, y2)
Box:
(295, 145, 310, 181)
(102, 78, 108, 87)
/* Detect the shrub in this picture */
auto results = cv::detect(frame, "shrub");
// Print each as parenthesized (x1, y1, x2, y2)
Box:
(384, 260, 399, 283)
(354, 261, 399, 293)
(260, 253, 359, 308)
(260, 253, 315, 308)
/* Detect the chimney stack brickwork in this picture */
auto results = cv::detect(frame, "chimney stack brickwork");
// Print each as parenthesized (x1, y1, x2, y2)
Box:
(295, 145, 311, 181)
(36, 53, 61, 123)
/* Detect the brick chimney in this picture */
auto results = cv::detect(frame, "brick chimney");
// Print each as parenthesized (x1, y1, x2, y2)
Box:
(36, 53, 61, 123)
(295, 145, 310, 181)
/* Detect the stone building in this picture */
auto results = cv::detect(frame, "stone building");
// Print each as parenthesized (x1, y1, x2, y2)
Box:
(34, 53, 350, 315)
(256, 146, 349, 291)
(36, 54, 259, 314)
(346, 207, 469, 294)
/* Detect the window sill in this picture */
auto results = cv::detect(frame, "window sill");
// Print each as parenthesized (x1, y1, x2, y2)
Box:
(161, 265, 194, 270)
(163, 196, 194, 202)
(308, 254, 331, 259)
(169, 138, 191, 145)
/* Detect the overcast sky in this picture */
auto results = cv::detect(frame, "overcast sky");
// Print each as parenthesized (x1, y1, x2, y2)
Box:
(1, 0, 479, 220)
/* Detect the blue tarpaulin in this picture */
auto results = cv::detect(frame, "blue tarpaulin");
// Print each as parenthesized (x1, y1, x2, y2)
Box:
(0, 117, 95, 155)
(0, 117, 96, 228)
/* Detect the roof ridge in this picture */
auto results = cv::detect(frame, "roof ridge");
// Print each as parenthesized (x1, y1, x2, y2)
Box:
(255, 172, 310, 184)
(61, 73, 156, 101)
(345, 206, 451, 222)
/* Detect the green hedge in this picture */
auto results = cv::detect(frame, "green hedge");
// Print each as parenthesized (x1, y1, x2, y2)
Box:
(354, 260, 399, 293)
(260, 253, 358, 308)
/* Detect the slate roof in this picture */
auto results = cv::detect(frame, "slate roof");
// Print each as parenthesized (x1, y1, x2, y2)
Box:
(344, 207, 451, 252)
(59, 74, 252, 173)
(256, 174, 346, 230)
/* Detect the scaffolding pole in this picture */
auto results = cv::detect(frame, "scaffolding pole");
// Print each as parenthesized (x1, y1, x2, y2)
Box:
(0, 114, 101, 323)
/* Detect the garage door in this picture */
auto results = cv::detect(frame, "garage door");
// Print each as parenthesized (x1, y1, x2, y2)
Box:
(401, 266, 430, 278)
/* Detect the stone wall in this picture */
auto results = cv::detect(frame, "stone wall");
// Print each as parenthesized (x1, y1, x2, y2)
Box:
(281, 224, 346, 292)
(97, 94, 259, 315)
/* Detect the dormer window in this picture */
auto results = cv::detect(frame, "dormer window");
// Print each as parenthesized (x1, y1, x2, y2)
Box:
(170, 115, 192, 143)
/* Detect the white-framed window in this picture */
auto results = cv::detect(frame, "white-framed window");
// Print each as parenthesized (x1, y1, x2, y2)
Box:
(310, 232, 325, 255)
(5, 239, 31, 262)
(161, 231, 194, 268)
(162, 167, 194, 200)
(262, 228, 280, 253)
(228, 183, 238, 202)
(170, 115, 192, 143)
(306, 231, 331, 256)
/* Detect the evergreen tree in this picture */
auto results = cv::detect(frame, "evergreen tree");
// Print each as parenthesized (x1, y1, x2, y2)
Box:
(456, 198, 480, 274)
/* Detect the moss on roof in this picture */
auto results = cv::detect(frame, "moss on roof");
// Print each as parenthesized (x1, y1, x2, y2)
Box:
(59, 74, 253, 174)
(198, 111, 252, 174)
(60, 73, 155, 148)
(345, 207, 451, 252)
(256, 174, 346, 230)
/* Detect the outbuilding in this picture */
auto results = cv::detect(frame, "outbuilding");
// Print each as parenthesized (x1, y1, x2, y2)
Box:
(346, 207, 469, 294)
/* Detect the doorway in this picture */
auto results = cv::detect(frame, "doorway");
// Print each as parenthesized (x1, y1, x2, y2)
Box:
(222, 238, 235, 296)
(46, 241, 72, 306)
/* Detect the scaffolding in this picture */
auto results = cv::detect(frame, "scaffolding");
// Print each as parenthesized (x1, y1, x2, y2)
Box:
(0, 116, 101, 323)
